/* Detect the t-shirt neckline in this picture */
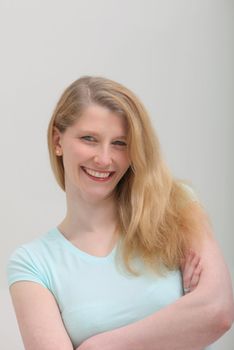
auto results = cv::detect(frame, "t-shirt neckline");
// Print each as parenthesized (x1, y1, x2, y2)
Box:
(53, 227, 119, 262)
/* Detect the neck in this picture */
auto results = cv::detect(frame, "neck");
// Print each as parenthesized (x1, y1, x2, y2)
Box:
(58, 186, 118, 240)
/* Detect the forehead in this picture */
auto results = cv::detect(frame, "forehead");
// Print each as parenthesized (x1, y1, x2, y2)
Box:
(70, 104, 128, 135)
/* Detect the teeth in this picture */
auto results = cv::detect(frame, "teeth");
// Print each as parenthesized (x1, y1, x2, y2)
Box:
(83, 167, 111, 178)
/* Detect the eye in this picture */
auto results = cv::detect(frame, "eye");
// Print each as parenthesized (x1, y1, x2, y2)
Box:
(81, 136, 96, 142)
(113, 140, 127, 146)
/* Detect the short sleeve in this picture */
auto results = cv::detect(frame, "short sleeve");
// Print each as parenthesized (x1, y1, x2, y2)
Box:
(180, 183, 200, 203)
(7, 246, 48, 289)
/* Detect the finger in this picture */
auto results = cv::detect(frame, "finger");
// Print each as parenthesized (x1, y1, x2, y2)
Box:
(189, 262, 202, 292)
(181, 249, 194, 273)
(183, 255, 201, 294)
(180, 257, 186, 272)
(182, 251, 194, 287)
(183, 252, 200, 289)
(190, 252, 200, 271)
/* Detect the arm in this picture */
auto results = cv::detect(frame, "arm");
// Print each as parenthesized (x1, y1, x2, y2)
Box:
(77, 203, 234, 350)
(10, 281, 74, 350)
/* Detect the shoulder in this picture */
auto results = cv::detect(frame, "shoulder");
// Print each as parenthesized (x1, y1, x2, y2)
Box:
(8, 228, 57, 263)
(7, 228, 60, 289)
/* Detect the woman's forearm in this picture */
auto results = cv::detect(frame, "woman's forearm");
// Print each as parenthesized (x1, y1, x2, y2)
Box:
(103, 291, 231, 350)
(77, 295, 233, 350)
(77, 288, 232, 350)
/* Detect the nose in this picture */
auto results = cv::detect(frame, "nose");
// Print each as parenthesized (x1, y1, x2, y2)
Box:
(93, 145, 113, 168)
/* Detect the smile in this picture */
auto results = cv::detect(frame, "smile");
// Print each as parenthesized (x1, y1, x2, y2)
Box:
(81, 166, 115, 181)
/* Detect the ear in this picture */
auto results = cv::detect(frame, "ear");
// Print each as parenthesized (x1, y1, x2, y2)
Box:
(52, 127, 63, 156)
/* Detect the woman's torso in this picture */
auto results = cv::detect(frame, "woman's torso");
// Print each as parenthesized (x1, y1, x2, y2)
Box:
(7, 227, 212, 349)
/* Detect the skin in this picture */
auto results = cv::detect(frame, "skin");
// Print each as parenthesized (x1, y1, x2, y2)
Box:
(54, 104, 130, 251)
(9, 105, 234, 350)
(181, 249, 202, 293)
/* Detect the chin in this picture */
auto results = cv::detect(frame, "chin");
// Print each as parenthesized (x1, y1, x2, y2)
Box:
(82, 189, 115, 203)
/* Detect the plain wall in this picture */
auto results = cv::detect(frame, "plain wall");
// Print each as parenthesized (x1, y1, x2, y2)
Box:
(1, 0, 233, 349)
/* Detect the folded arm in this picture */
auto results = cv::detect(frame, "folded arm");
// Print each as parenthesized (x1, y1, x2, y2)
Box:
(77, 203, 234, 350)
(9, 281, 74, 350)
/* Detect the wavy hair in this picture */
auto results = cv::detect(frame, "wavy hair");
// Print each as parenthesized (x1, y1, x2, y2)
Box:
(47, 76, 204, 276)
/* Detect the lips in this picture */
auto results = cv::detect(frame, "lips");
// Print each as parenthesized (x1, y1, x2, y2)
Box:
(81, 166, 115, 181)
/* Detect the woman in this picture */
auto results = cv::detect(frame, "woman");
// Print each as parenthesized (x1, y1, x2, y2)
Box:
(7, 76, 233, 350)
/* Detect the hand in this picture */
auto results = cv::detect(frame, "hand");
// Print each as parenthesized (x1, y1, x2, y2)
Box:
(180, 249, 202, 294)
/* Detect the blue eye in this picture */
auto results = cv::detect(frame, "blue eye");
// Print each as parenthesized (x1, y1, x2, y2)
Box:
(113, 140, 127, 146)
(80, 136, 127, 146)
(81, 136, 96, 142)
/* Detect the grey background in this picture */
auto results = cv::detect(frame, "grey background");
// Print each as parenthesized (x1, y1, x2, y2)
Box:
(1, 0, 233, 349)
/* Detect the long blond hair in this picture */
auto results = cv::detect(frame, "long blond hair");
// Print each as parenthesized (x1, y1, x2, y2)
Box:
(48, 76, 203, 275)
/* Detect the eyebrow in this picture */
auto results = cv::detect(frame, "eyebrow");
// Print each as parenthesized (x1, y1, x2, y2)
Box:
(77, 130, 127, 139)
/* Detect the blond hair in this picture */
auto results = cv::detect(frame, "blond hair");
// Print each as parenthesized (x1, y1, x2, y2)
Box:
(48, 76, 203, 275)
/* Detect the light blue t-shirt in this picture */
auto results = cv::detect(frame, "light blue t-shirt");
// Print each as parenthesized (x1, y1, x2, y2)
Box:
(6, 185, 212, 349)
(7, 227, 186, 348)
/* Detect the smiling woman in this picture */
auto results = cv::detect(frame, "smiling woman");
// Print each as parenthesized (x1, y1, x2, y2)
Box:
(52, 104, 130, 202)
(7, 76, 234, 350)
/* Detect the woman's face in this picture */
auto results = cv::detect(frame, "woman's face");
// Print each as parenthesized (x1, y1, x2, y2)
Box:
(54, 104, 130, 203)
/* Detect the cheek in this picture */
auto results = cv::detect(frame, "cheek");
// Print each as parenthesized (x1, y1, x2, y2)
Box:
(72, 144, 93, 160)
(118, 153, 131, 171)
